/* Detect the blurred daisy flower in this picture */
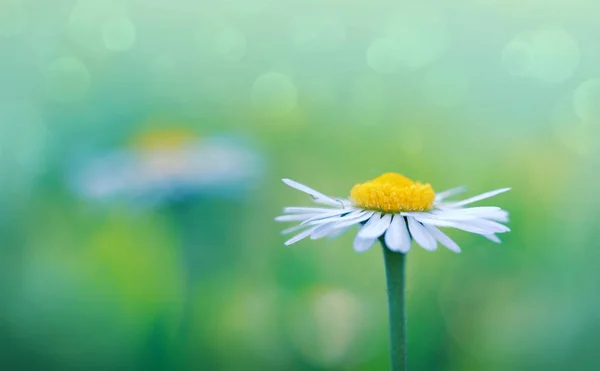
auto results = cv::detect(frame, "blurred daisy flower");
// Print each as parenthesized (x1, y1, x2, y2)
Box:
(276, 173, 510, 253)
(71, 129, 263, 206)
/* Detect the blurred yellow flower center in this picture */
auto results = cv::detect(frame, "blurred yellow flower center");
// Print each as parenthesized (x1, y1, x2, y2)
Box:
(131, 129, 197, 150)
(350, 173, 435, 213)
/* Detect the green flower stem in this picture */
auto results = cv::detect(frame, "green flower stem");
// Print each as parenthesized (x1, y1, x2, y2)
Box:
(381, 240, 407, 371)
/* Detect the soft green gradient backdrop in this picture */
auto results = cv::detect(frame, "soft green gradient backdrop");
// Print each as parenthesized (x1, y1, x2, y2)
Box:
(1, 0, 599, 370)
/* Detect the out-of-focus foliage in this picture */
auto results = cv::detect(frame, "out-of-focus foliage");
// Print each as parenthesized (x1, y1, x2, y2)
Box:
(1, 0, 599, 370)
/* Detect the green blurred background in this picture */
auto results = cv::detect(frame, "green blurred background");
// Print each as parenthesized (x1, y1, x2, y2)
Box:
(1, 0, 600, 370)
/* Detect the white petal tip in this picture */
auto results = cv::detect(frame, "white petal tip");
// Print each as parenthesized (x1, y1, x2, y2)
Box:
(353, 237, 376, 253)
(494, 225, 511, 233)
(281, 178, 301, 188)
(484, 234, 502, 243)
(284, 239, 300, 246)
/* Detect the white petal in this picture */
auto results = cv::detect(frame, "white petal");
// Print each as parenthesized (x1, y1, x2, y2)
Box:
(407, 217, 437, 251)
(384, 215, 411, 253)
(424, 211, 479, 222)
(283, 206, 341, 214)
(308, 211, 373, 239)
(449, 188, 511, 207)
(431, 207, 500, 218)
(483, 234, 502, 243)
(357, 213, 392, 239)
(484, 210, 509, 223)
(310, 217, 359, 240)
(323, 210, 375, 231)
(282, 178, 342, 206)
(326, 226, 350, 240)
(410, 215, 489, 234)
(429, 208, 510, 224)
(310, 222, 337, 240)
(301, 208, 362, 227)
(435, 186, 467, 202)
(358, 212, 380, 229)
(424, 225, 461, 253)
(335, 198, 354, 208)
(299, 208, 355, 226)
(275, 214, 319, 222)
(454, 206, 501, 214)
(285, 225, 320, 245)
(353, 235, 377, 253)
(461, 219, 510, 234)
(281, 224, 308, 235)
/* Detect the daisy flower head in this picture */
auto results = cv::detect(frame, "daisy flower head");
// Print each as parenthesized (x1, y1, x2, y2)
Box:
(70, 129, 263, 207)
(276, 173, 510, 253)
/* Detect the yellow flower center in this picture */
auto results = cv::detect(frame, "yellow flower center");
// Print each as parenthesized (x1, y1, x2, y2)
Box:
(350, 173, 435, 213)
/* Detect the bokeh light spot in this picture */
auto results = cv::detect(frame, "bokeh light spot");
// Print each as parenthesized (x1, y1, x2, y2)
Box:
(45, 57, 91, 102)
(573, 78, 600, 122)
(502, 41, 534, 77)
(502, 28, 580, 83)
(382, 5, 447, 69)
(214, 27, 247, 61)
(102, 16, 136, 52)
(531, 28, 580, 83)
(0, 0, 27, 37)
(251, 72, 297, 117)
(69, 0, 127, 56)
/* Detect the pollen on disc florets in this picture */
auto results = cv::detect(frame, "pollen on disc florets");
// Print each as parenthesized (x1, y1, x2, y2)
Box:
(350, 172, 435, 213)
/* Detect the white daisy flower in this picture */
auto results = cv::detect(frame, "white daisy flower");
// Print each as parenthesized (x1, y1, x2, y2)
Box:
(71, 131, 263, 206)
(276, 173, 510, 253)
